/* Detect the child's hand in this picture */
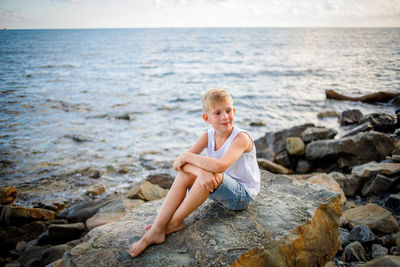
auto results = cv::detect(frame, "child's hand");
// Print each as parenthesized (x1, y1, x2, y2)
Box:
(199, 171, 222, 193)
(173, 153, 187, 171)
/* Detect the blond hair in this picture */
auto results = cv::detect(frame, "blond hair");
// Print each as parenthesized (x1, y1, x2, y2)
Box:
(201, 88, 233, 113)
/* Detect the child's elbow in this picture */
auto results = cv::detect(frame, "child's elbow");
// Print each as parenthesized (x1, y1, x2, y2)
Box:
(215, 162, 229, 173)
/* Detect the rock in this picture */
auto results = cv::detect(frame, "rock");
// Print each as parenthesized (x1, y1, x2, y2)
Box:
(349, 225, 376, 243)
(45, 259, 62, 267)
(34, 201, 66, 214)
(325, 89, 400, 104)
(257, 158, 293, 174)
(58, 199, 112, 223)
(0, 205, 56, 226)
(340, 109, 364, 126)
(306, 173, 346, 204)
(362, 255, 400, 267)
(343, 122, 374, 137)
(0, 221, 48, 253)
(88, 170, 101, 179)
(339, 227, 351, 248)
(363, 113, 397, 133)
(286, 137, 305, 156)
(371, 243, 388, 259)
(301, 127, 337, 143)
(85, 184, 106, 196)
(274, 150, 291, 168)
(255, 123, 314, 154)
(18, 245, 47, 267)
(0, 187, 17, 205)
(115, 114, 130, 120)
(361, 173, 399, 196)
(386, 193, 400, 212)
(37, 223, 85, 245)
(41, 244, 70, 266)
(61, 171, 343, 267)
(306, 131, 394, 169)
(127, 181, 169, 202)
(250, 121, 266, 127)
(145, 173, 174, 189)
(86, 198, 145, 230)
(392, 142, 400, 155)
(296, 159, 313, 174)
(352, 162, 400, 178)
(256, 148, 275, 161)
(343, 204, 400, 234)
(341, 241, 367, 262)
(329, 171, 364, 197)
(317, 110, 339, 119)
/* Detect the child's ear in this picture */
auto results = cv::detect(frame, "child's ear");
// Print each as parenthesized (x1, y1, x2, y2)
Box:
(202, 113, 209, 123)
(233, 107, 236, 115)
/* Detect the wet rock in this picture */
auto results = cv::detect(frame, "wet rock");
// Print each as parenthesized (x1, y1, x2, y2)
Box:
(339, 228, 350, 250)
(145, 173, 174, 189)
(85, 184, 106, 196)
(349, 225, 376, 243)
(0, 187, 17, 205)
(296, 159, 313, 174)
(329, 171, 364, 197)
(41, 244, 70, 266)
(257, 158, 293, 174)
(127, 181, 169, 201)
(58, 199, 112, 223)
(18, 245, 47, 267)
(64, 135, 89, 143)
(361, 173, 399, 196)
(250, 121, 266, 127)
(371, 243, 388, 259)
(343, 204, 400, 234)
(362, 255, 400, 266)
(61, 171, 343, 267)
(86, 198, 145, 230)
(306, 173, 346, 204)
(386, 193, 400, 212)
(317, 110, 339, 119)
(306, 132, 393, 169)
(37, 223, 85, 245)
(286, 137, 305, 156)
(340, 109, 363, 126)
(363, 113, 397, 133)
(255, 123, 314, 153)
(343, 122, 374, 137)
(256, 148, 275, 161)
(115, 114, 130, 120)
(274, 150, 291, 168)
(341, 241, 367, 262)
(301, 127, 337, 143)
(352, 162, 400, 178)
(34, 201, 66, 214)
(0, 205, 56, 226)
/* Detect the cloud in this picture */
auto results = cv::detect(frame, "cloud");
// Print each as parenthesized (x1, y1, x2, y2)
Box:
(0, 8, 23, 22)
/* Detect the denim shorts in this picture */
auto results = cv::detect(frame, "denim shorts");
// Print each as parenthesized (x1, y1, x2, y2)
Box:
(208, 173, 252, 211)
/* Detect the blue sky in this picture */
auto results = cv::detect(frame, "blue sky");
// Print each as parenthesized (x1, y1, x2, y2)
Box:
(1, 0, 400, 29)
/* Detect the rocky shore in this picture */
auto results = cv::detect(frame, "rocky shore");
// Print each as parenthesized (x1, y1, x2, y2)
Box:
(1, 104, 400, 266)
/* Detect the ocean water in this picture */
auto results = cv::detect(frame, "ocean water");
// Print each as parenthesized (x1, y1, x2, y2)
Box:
(1, 28, 399, 205)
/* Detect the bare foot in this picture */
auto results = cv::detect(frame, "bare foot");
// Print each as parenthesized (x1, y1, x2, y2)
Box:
(145, 221, 184, 235)
(129, 226, 166, 258)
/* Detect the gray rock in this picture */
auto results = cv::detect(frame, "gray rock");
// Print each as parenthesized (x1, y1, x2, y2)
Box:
(363, 113, 397, 133)
(340, 227, 351, 248)
(340, 109, 364, 126)
(329, 171, 364, 197)
(341, 241, 367, 262)
(37, 223, 85, 245)
(343, 122, 374, 137)
(18, 245, 47, 267)
(386, 193, 400, 212)
(255, 123, 314, 153)
(296, 159, 313, 174)
(361, 174, 399, 196)
(274, 150, 291, 168)
(301, 127, 337, 143)
(58, 199, 112, 223)
(61, 171, 343, 267)
(371, 244, 388, 259)
(145, 173, 174, 189)
(41, 244, 71, 266)
(349, 225, 376, 243)
(362, 255, 400, 267)
(256, 148, 275, 162)
(352, 162, 400, 178)
(306, 131, 393, 170)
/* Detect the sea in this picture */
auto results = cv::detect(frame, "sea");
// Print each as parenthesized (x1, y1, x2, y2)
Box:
(1, 28, 399, 206)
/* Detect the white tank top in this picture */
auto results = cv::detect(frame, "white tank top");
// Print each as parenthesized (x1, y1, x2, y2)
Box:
(207, 127, 260, 199)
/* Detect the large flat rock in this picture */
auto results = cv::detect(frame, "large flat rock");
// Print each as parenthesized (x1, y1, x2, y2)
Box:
(61, 171, 342, 266)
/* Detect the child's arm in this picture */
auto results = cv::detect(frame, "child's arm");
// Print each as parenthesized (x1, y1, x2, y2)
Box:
(178, 132, 252, 173)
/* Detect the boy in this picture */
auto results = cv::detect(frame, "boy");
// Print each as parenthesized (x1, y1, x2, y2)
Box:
(129, 88, 260, 258)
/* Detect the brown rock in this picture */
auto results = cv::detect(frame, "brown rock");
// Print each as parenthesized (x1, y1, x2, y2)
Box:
(146, 173, 174, 189)
(362, 255, 400, 267)
(85, 184, 106, 196)
(341, 241, 367, 262)
(0, 187, 17, 205)
(306, 173, 346, 204)
(0, 205, 56, 225)
(317, 110, 339, 119)
(329, 171, 364, 197)
(257, 158, 293, 174)
(127, 181, 169, 201)
(343, 204, 400, 234)
(286, 137, 305, 156)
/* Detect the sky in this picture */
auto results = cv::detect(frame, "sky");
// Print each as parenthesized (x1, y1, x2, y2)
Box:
(0, 0, 399, 29)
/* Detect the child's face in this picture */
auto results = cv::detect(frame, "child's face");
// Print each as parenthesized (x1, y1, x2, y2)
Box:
(203, 100, 235, 133)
